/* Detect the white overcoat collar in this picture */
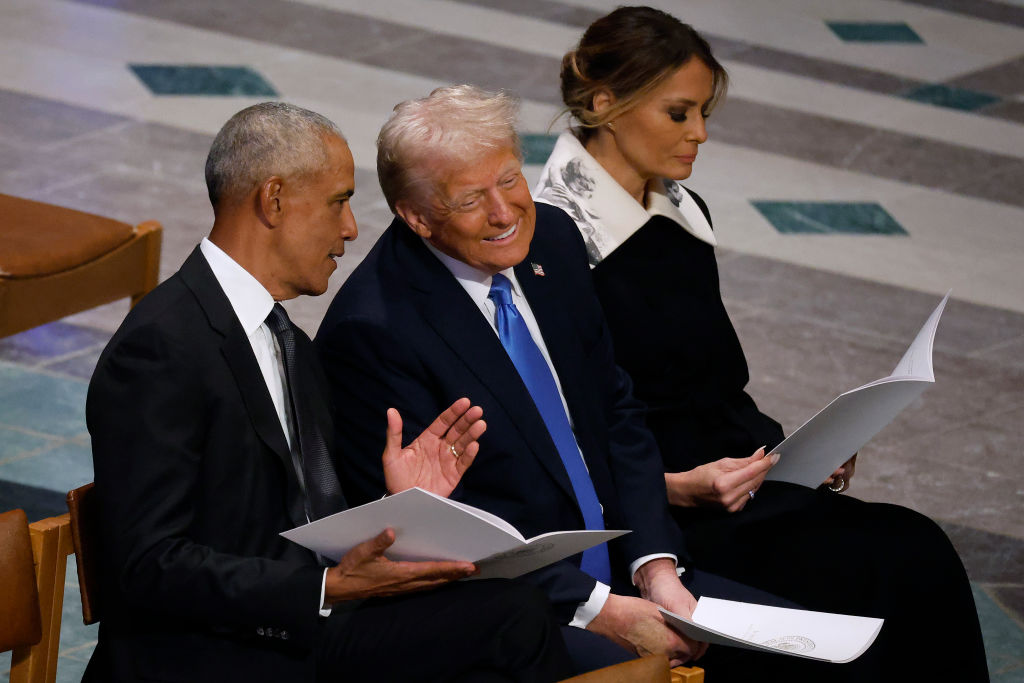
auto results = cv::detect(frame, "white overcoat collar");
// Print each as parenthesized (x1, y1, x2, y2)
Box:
(533, 131, 716, 266)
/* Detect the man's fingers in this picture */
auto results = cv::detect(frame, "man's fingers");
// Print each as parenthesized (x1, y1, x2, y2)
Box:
(394, 559, 477, 581)
(445, 404, 484, 445)
(455, 440, 480, 474)
(426, 397, 472, 438)
(383, 408, 403, 455)
(452, 416, 486, 454)
(665, 630, 703, 664)
(342, 528, 396, 568)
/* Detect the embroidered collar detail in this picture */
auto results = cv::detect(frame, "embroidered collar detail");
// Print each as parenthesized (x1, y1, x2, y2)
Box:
(533, 131, 716, 266)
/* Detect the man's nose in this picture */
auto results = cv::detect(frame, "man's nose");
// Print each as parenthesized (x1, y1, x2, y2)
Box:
(488, 190, 515, 226)
(341, 203, 358, 241)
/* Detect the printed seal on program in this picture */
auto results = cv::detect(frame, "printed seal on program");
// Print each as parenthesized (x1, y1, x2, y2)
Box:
(762, 635, 816, 653)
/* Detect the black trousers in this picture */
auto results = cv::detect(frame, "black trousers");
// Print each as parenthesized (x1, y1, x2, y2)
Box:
(316, 578, 572, 682)
(677, 481, 989, 682)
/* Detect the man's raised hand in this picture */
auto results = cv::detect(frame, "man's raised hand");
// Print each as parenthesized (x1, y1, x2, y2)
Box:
(382, 398, 486, 497)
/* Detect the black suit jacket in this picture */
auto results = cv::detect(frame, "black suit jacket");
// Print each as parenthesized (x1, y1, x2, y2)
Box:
(316, 203, 683, 622)
(86, 248, 330, 682)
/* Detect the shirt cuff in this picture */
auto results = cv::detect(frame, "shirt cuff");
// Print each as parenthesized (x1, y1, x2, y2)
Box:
(568, 581, 611, 628)
(629, 553, 679, 585)
(319, 568, 332, 617)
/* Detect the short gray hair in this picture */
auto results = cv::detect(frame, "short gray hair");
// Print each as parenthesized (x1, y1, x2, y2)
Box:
(205, 102, 344, 209)
(376, 85, 521, 212)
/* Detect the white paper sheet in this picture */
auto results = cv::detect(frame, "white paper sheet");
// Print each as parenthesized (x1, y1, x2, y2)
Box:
(766, 293, 949, 488)
(280, 487, 628, 579)
(661, 598, 884, 663)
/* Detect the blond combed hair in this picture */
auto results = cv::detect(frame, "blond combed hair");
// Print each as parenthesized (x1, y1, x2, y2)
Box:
(376, 85, 522, 212)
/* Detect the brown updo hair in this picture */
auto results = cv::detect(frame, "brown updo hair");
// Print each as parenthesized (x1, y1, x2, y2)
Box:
(561, 6, 727, 140)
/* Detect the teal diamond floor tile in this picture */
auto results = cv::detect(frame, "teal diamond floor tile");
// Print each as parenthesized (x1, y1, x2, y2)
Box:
(751, 201, 909, 235)
(826, 22, 924, 43)
(521, 133, 558, 165)
(129, 65, 278, 96)
(903, 84, 1001, 112)
(0, 439, 93, 493)
(972, 583, 1024, 681)
(0, 362, 88, 438)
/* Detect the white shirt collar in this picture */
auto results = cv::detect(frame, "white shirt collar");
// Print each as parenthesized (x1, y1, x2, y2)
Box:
(422, 238, 521, 307)
(533, 131, 716, 266)
(199, 237, 276, 335)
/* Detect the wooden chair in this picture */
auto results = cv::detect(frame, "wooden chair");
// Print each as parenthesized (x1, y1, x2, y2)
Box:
(2, 508, 74, 683)
(559, 654, 704, 682)
(0, 193, 161, 338)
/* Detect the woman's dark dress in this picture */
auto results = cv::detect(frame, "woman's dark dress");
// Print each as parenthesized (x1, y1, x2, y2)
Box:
(591, 191, 989, 681)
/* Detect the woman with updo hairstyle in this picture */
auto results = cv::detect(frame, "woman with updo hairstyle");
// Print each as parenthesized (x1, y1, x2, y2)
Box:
(536, 6, 988, 681)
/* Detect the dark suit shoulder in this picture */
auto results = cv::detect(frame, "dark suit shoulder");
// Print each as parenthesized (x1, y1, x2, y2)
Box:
(532, 202, 590, 267)
(94, 273, 201, 370)
(321, 222, 403, 327)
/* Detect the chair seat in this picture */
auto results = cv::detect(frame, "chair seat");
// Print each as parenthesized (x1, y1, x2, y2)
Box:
(0, 194, 135, 278)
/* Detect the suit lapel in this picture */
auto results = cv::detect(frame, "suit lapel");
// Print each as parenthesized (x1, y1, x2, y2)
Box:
(179, 248, 307, 526)
(388, 224, 577, 501)
(515, 258, 591, 433)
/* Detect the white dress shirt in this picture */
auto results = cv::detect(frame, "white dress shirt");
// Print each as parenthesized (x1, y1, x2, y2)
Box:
(199, 239, 331, 616)
(424, 242, 676, 628)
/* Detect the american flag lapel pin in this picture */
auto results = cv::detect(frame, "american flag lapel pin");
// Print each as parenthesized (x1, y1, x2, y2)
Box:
(531, 262, 546, 277)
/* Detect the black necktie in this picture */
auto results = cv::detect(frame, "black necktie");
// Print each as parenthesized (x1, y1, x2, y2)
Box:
(265, 303, 345, 521)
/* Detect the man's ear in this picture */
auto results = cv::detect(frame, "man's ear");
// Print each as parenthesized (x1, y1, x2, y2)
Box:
(257, 176, 285, 227)
(395, 199, 434, 239)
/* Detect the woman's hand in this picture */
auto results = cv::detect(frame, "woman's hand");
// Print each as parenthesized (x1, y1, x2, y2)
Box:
(665, 447, 778, 512)
(824, 453, 857, 493)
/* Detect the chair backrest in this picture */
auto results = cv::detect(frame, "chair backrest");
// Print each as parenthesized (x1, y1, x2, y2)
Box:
(5, 511, 73, 683)
(0, 509, 42, 651)
(67, 483, 102, 625)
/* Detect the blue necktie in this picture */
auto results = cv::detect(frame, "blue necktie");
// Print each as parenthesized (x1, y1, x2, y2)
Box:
(488, 274, 612, 584)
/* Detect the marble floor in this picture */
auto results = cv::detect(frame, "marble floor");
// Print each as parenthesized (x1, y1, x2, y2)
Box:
(1, 0, 1022, 680)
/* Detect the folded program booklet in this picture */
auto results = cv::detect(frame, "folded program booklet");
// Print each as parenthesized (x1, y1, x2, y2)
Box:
(661, 598, 884, 663)
(281, 487, 628, 580)
(766, 292, 949, 488)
